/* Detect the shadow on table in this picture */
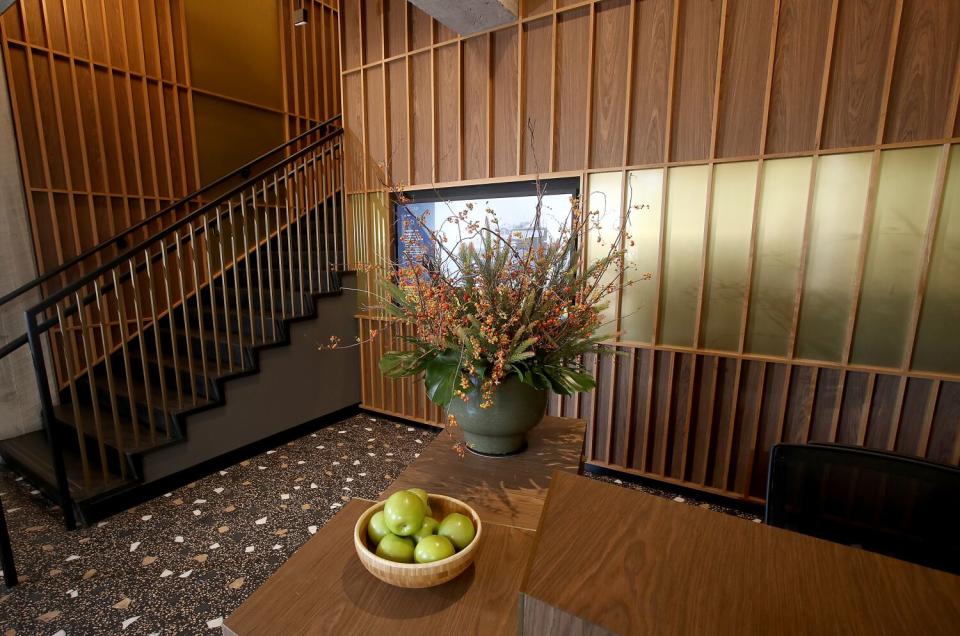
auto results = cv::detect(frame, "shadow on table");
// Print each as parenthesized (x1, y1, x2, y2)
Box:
(341, 558, 476, 618)
(389, 420, 584, 528)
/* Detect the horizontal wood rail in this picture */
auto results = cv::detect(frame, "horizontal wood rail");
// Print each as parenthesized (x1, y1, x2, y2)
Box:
(356, 315, 960, 506)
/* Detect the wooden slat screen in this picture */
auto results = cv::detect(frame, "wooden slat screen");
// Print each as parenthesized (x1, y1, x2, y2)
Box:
(341, 0, 960, 503)
(0, 0, 341, 282)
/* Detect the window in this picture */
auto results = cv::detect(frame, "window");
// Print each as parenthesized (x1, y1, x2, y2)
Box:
(394, 178, 580, 270)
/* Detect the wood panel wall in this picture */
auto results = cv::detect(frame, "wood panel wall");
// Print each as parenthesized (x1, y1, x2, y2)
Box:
(0, 0, 340, 282)
(281, 0, 342, 138)
(342, 0, 960, 503)
(342, 0, 960, 190)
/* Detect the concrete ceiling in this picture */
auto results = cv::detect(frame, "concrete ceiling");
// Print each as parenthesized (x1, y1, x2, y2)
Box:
(407, 0, 518, 36)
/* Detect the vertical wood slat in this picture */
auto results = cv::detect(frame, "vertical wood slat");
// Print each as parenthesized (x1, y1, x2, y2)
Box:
(655, 350, 676, 475)
(344, 0, 960, 507)
(786, 0, 840, 359)
(2, 0, 341, 284)
(900, 143, 952, 371)
(676, 354, 698, 481)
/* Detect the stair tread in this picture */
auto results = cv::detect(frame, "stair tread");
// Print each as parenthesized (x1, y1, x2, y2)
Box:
(158, 321, 252, 348)
(94, 368, 215, 415)
(199, 308, 285, 342)
(53, 402, 170, 455)
(121, 374, 214, 413)
(0, 430, 130, 503)
(136, 345, 256, 382)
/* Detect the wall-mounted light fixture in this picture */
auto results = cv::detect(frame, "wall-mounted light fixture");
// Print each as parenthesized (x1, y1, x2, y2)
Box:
(293, 5, 308, 27)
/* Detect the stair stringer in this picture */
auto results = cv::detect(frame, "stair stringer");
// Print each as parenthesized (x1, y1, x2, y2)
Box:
(138, 273, 361, 482)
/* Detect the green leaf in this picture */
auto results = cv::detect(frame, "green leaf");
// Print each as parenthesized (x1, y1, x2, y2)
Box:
(508, 350, 535, 363)
(381, 278, 413, 308)
(509, 336, 538, 358)
(377, 301, 408, 320)
(530, 369, 553, 391)
(379, 350, 429, 378)
(541, 365, 596, 395)
(557, 367, 596, 394)
(424, 349, 462, 406)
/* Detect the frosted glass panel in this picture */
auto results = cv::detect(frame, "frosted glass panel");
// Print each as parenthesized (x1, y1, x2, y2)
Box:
(620, 169, 663, 343)
(851, 146, 940, 368)
(912, 146, 960, 374)
(745, 157, 811, 356)
(587, 171, 624, 335)
(701, 161, 758, 351)
(796, 152, 872, 361)
(659, 165, 710, 346)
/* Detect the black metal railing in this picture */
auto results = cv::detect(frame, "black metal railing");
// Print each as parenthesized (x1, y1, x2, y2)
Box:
(0, 117, 346, 543)
(0, 115, 342, 356)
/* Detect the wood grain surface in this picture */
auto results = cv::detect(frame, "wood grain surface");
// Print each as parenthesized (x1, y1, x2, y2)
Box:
(1, 0, 339, 280)
(520, 471, 960, 635)
(224, 499, 533, 636)
(343, 0, 960, 510)
(385, 416, 586, 530)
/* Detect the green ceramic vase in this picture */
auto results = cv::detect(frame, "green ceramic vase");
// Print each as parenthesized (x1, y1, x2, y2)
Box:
(446, 375, 548, 455)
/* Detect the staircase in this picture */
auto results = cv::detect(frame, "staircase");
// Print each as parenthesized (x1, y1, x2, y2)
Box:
(0, 120, 354, 528)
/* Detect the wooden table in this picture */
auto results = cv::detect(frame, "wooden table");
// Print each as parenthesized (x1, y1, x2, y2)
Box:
(385, 415, 586, 530)
(224, 416, 585, 634)
(223, 499, 534, 635)
(520, 471, 960, 635)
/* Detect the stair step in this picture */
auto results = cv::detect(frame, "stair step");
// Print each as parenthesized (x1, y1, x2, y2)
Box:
(0, 430, 130, 507)
(156, 324, 254, 373)
(214, 282, 314, 316)
(126, 345, 214, 403)
(54, 402, 168, 457)
(85, 368, 213, 431)
(0, 218, 346, 526)
(224, 256, 332, 291)
(195, 303, 284, 342)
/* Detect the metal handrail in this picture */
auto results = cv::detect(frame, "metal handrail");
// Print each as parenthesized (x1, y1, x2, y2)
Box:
(31, 146, 343, 348)
(27, 127, 343, 321)
(0, 115, 341, 310)
(9, 124, 346, 531)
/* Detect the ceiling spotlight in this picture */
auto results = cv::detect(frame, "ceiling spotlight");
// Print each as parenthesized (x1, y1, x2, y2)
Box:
(293, 7, 308, 27)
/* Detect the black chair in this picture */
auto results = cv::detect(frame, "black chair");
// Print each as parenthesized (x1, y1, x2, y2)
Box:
(765, 443, 960, 574)
(0, 495, 15, 587)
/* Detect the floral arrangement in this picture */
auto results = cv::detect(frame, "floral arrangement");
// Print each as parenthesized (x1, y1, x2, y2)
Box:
(372, 184, 640, 410)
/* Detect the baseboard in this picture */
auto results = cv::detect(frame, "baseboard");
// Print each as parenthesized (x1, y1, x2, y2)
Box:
(358, 406, 443, 431)
(583, 462, 765, 517)
(80, 403, 362, 524)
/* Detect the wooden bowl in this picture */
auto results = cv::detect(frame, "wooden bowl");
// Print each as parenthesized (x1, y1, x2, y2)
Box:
(354, 493, 482, 588)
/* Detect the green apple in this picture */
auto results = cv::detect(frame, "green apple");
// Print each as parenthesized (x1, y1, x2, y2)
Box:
(414, 535, 455, 564)
(383, 490, 426, 536)
(412, 516, 439, 544)
(367, 511, 390, 545)
(407, 488, 432, 517)
(407, 488, 429, 506)
(438, 513, 475, 550)
(375, 533, 415, 563)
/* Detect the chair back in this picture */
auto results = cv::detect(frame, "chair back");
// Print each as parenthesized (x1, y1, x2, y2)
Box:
(765, 443, 960, 574)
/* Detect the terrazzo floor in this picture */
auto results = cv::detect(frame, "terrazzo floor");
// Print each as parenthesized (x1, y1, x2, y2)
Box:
(589, 473, 763, 523)
(0, 413, 760, 635)
(0, 414, 434, 635)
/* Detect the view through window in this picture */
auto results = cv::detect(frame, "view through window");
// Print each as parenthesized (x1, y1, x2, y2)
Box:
(395, 180, 580, 272)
